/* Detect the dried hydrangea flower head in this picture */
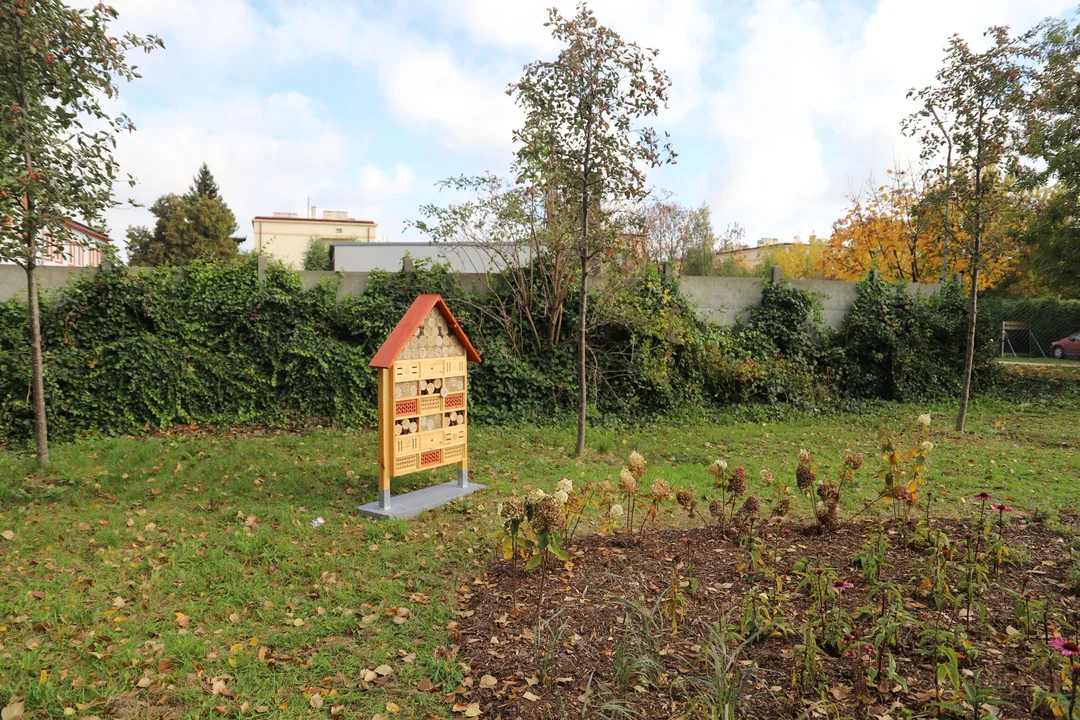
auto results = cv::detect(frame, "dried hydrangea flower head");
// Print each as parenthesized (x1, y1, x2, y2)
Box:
(628, 451, 647, 480)
(917, 413, 932, 428)
(676, 489, 695, 512)
(650, 478, 673, 502)
(798, 449, 813, 465)
(618, 467, 638, 495)
(920, 441, 933, 452)
(553, 489, 569, 505)
(796, 463, 815, 493)
(500, 496, 525, 522)
(843, 454, 864, 471)
(817, 483, 839, 502)
(557, 477, 573, 494)
(771, 496, 792, 518)
(760, 469, 774, 486)
(708, 498, 724, 519)
(729, 466, 747, 498)
(525, 488, 547, 508)
(709, 459, 728, 477)
(533, 495, 565, 532)
(738, 495, 760, 518)
(608, 503, 625, 520)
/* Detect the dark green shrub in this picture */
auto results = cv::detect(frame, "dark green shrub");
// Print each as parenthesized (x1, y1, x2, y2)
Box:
(836, 279, 995, 401)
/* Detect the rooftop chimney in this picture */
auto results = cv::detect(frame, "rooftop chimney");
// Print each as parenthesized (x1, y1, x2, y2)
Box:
(310, 205, 318, 219)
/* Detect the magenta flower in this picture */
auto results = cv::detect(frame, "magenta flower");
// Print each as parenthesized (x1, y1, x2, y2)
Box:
(992, 503, 1012, 513)
(829, 579, 854, 593)
(1021, 593, 1035, 601)
(1050, 638, 1080, 657)
(975, 492, 992, 501)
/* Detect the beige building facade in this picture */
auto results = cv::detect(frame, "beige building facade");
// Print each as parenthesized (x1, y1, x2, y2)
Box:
(252, 207, 376, 269)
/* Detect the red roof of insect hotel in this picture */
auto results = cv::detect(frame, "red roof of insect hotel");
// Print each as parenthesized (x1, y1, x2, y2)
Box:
(369, 294, 481, 369)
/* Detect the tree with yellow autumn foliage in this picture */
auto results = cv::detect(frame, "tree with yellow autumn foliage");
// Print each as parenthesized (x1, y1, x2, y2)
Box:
(759, 236, 828, 280)
(823, 167, 1020, 290)
(824, 168, 941, 283)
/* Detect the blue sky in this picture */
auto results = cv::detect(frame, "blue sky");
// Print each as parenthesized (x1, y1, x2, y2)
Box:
(102, 0, 1076, 254)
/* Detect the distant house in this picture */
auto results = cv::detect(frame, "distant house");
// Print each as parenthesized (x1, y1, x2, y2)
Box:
(251, 208, 377, 269)
(715, 238, 797, 268)
(0, 219, 112, 267)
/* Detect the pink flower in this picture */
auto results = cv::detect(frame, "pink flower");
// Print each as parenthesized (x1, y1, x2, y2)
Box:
(1021, 593, 1034, 601)
(1050, 638, 1080, 657)
(992, 503, 1012, 513)
(975, 492, 992, 501)
(829, 579, 854, 593)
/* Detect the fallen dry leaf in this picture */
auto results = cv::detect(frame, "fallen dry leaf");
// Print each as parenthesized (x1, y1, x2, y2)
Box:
(309, 693, 323, 709)
(1, 530, 14, 541)
(374, 664, 394, 677)
(2, 701, 25, 720)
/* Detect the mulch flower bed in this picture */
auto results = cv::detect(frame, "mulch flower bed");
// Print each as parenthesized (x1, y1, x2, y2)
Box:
(453, 516, 1080, 719)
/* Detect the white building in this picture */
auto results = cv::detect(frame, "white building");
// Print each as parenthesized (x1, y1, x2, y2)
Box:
(329, 242, 529, 273)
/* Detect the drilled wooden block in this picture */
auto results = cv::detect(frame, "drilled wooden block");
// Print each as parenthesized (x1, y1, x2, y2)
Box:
(395, 454, 418, 473)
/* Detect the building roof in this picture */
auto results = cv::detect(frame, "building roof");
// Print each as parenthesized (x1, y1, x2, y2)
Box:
(65, 219, 112, 243)
(369, 294, 481, 369)
(252, 215, 376, 226)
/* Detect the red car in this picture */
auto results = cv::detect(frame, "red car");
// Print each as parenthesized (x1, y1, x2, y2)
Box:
(1050, 331, 1080, 359)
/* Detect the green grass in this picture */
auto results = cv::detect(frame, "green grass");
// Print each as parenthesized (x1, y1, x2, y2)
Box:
(1, 393, 1078, 718)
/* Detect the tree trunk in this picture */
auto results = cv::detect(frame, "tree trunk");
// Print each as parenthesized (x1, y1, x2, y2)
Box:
(576, 122, 592, 458)
(575, 217, 588, 457)
(955, 237, 980, 433)
(25, 262, 50, 465)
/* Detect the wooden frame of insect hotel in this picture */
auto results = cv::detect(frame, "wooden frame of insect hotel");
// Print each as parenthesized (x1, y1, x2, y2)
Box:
(358, 294, 483, 519)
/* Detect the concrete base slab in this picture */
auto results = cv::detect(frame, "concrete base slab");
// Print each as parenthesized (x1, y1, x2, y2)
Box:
(358, 481, 486, 520)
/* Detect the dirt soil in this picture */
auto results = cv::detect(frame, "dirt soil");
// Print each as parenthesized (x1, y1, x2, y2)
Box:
(454, 517, 1080, 720)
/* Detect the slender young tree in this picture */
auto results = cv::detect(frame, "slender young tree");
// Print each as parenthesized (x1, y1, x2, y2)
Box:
(0, 1, 161, 464)
(508, 4, 675, 456)
(904, 27, 1029, 432)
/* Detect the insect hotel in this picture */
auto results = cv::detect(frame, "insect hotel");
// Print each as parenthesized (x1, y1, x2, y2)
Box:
(358, 294, 483, 519)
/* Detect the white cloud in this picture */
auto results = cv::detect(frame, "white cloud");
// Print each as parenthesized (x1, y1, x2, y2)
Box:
(357, 164, 415, 198)
(705, 0, 1076, 244)
(436, 0, 714, 123)
(105, 91, 349, 253)
(376, 40, 520, 156)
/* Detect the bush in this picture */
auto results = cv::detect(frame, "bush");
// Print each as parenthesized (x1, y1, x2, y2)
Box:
(836, 279, 996, 401)
(0, 260, 1045, 445)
